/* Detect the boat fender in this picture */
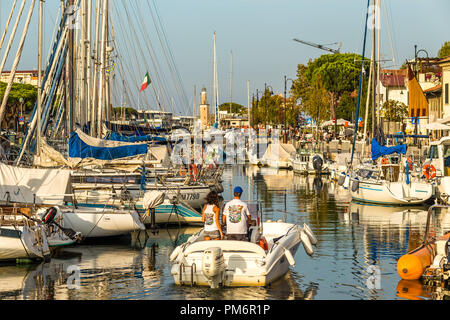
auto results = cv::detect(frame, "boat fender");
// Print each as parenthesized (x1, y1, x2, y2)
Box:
(343, 175, 350, 189)
(284, 249, 296, 266)
(170, 246, 182, 262)
(331, 170, 336, 180)
(351, 179, 359, 193)
(303, 223, 318, 246)
(338, 174, 346, 186)
(259, 237, 269, 251)
(300, 229, 314, 257)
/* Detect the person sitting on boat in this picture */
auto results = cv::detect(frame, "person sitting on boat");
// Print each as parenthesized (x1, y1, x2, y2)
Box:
(201, 191, 223, 241)
(222, 186, 251, 241)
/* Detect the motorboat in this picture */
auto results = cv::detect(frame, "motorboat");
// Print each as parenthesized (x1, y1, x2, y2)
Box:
(290, 151, 329, 175)
(169, 202, 317, 288)
(170, 220, 317, 288)
(425, 136, 450, 203)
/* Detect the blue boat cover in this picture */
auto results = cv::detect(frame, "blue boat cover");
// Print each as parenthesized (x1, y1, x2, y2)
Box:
(69, 130, 148, 160)
(371, 138, 407, 161)
(105, 131, 166, 143)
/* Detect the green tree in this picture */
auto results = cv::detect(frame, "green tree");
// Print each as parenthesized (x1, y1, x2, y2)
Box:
(292, 53, 371, 133)
(381, 100, 408, 134)
(219, 102, 245, 115)
(0, 81, 37, 111)
(438, 41, 450, 59)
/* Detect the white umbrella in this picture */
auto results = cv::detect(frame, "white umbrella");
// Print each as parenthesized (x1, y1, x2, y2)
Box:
(424, 122, 450, 131)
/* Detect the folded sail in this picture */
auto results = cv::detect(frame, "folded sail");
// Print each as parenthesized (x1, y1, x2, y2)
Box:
(371, 138, 407, 161)
(69, 129, 148, 160)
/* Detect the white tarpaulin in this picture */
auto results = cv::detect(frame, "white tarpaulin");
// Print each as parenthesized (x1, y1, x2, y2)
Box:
(0, 163, 72, 205)
(262, 143, 296, 163)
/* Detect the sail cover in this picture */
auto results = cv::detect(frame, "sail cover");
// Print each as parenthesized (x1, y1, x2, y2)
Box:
(0, 163, 71, 205)
(105, 131, 167, 143)
(371, 138, 407, 161)
(69, 129, 148, 160)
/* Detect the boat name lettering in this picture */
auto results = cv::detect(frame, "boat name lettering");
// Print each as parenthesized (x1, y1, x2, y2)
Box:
(181, 193, 200, 200)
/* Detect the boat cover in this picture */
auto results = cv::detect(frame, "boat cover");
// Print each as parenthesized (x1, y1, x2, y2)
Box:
(105, 131, 167, 143)
(0, 163, 71, 205)
(69, 129, 148, 160)
(371, 138, 407, 161)
(261, 143, 296, 163)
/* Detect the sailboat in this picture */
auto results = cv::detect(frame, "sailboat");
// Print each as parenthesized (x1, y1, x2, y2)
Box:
(345, 0, 434, 206)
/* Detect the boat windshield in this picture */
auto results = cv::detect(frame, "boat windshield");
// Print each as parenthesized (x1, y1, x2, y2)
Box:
(357, 169, 378, 180)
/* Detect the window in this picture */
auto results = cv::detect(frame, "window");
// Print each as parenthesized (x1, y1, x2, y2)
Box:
(446, 83, 449, 105)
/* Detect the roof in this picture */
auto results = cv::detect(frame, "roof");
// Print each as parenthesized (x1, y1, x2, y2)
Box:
(380, 69, 406, 87)
(439, 56, 450, 65)
(424, 84, 442, 93)
(1, 70, 39, 74)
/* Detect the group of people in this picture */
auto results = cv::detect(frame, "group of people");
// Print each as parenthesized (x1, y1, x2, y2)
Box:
(201, 186, 252, 241)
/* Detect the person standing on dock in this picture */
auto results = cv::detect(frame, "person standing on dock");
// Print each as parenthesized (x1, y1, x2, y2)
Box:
(202, 191, 223, 241)
(222, 186, 251, 241)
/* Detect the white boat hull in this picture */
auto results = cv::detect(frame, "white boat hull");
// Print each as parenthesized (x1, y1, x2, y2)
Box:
(0, 226, 50, 261)
(60, 207, 145, 238)
(170, 222, 304, 287)
(351, 180, 433, 205)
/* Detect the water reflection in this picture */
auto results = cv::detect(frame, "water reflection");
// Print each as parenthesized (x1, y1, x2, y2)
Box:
(3, 165, 450, 300)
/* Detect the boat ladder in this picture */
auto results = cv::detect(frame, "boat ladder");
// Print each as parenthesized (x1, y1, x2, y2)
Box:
(179, 262, 197, 286)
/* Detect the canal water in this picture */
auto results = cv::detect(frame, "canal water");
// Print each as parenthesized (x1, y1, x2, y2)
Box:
(0, 165, 448, 300)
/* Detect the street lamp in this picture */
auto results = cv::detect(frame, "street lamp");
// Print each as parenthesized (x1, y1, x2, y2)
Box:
(284, 76, 294, 143)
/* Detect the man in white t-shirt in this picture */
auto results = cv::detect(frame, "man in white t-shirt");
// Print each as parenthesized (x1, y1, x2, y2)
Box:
(222, 186, 251, 241)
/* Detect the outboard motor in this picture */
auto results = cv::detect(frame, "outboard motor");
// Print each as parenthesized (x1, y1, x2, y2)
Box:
(312, 155, 323, 172)
(202, 247, 226, 289)
(41, 207, 81, 242)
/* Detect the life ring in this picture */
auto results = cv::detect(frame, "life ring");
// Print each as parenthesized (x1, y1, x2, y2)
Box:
(180, 166, 187, 176)
(423, 164, 437, 180)
(381, 158, 389, 165)
(406, 158, 413, 171)
(258, 237, 268, 250)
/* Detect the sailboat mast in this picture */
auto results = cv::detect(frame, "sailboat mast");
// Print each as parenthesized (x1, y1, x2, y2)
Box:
(371, 0, 377, 139)
(213, 32, 217, 125)
(97, 0, 108, 138)
(37, 0, 43, 158)
(230, 50, 233, 115)
(91, 0, 101, 137)
(376, 0, 381, 127)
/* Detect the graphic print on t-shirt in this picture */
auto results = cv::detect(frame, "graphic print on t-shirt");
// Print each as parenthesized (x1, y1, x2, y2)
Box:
(205, 212, 214, 226)
(228, 205, 244, 223)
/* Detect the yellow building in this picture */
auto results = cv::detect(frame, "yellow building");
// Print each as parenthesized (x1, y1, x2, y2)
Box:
(440, 56, 450, 118)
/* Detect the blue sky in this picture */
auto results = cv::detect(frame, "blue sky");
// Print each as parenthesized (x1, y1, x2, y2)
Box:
(2, 0, 450, 115)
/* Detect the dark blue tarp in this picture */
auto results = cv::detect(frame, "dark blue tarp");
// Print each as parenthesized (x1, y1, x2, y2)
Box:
(105, 131, 167, 143)
(69, 131, 148, 160)
(371, 138, 407, 161)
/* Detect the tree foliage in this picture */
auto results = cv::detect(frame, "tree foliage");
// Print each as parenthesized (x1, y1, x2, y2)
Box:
(381, 100, 408, 123)
(291, 53, 371, 126)
(438, 41, 450, 59)
(219, 102, 245, 115)
(0, 81, 37, 112)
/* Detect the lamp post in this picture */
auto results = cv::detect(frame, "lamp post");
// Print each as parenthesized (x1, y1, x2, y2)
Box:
(284, 76, 294, 143)
(413, 45, 429, 146)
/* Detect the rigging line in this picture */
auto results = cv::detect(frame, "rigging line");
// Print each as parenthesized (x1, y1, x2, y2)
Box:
(132, 0, 175, 112)
(382, 0, 399, 69)
(128, 0, 177, 113)
(128, 0, 171, 112)
(119, 0, 167, 112)
(148, 0, 189, 113)
(110, 2, 146, 108)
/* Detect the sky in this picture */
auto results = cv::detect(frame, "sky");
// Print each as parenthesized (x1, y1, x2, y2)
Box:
(1, 0, 450, 115)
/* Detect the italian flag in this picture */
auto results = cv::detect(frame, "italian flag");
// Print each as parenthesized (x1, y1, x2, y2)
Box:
(140, 72, 151, 92)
